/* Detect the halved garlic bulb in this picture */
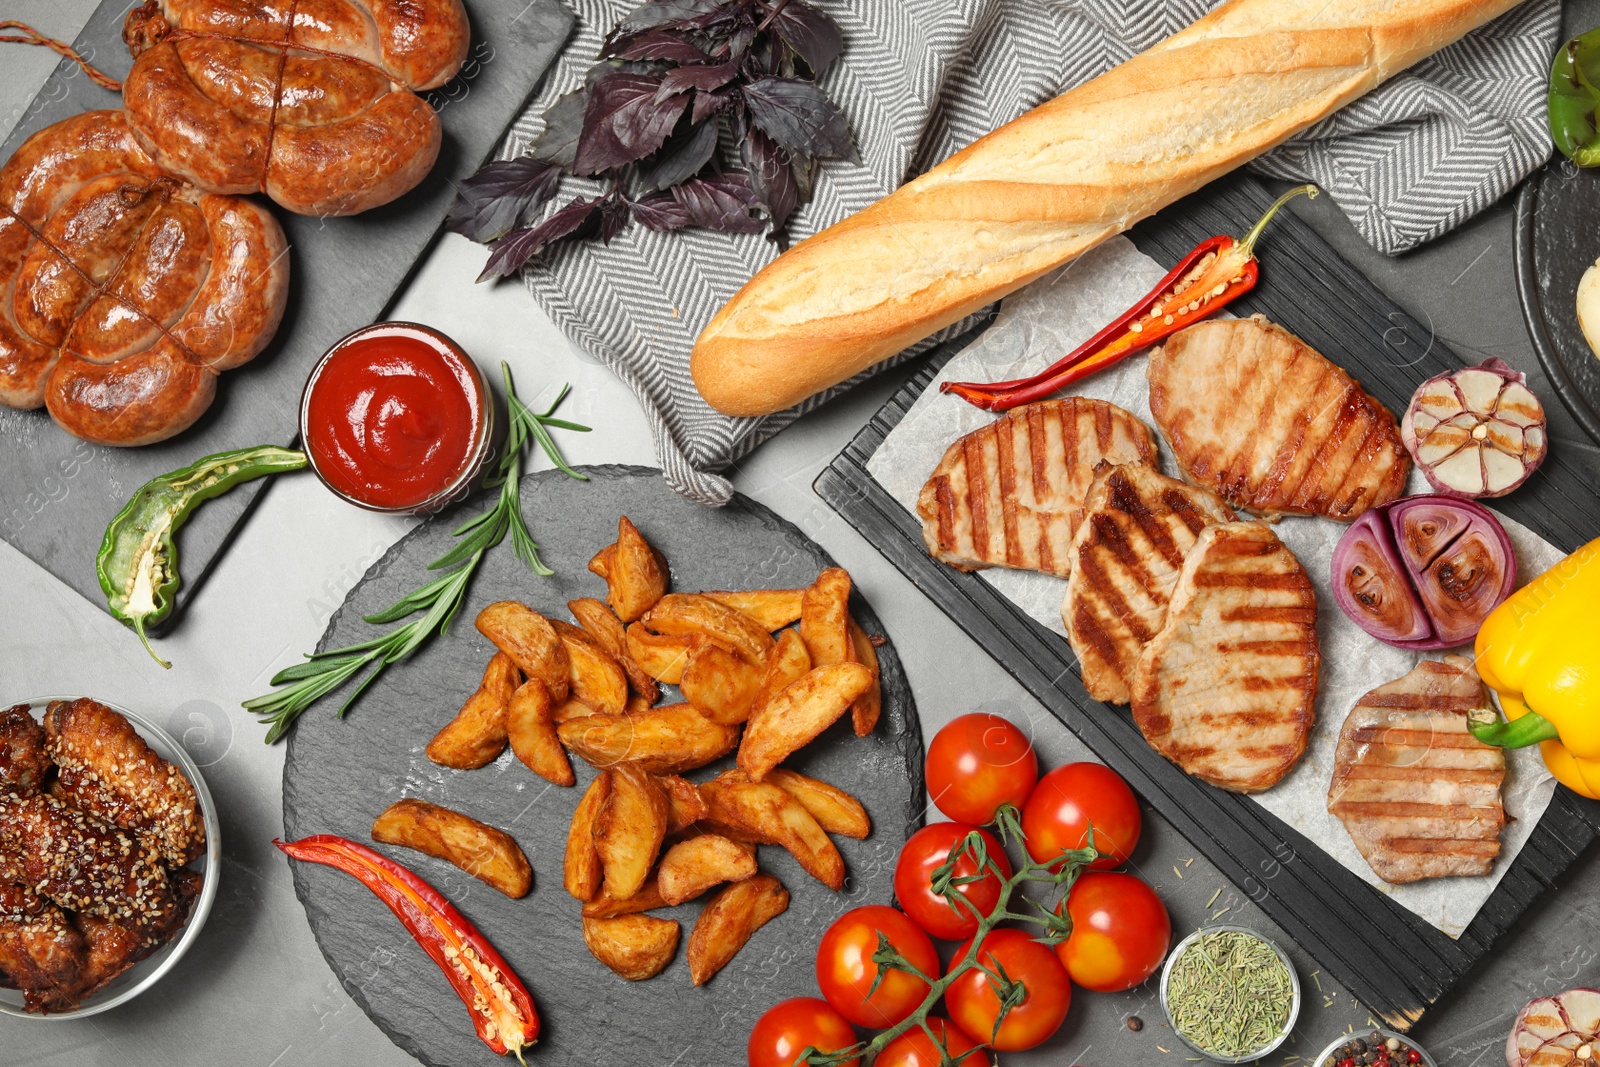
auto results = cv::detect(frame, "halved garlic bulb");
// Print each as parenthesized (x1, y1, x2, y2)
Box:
(1400, 358, 1548, 498)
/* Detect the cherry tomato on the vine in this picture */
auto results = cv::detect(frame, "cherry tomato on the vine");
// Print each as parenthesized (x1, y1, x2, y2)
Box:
(945, 928, 1072, 1052)
(1057, 870, 1171, 992)
(875, 1017, 988, 1067)
(748, 997, 859, 1067)
(1022, 762, 1141, 869)
(926, 713, 1039, 824)
(894, 823, 1011, 941)
(816, 905, 940, 1028)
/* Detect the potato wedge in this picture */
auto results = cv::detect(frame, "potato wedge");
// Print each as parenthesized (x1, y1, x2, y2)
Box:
(846, 616, 883, 737)
(593, 516, 668, 622)
(475, 602, 571, 703)
(680, 643, 765, 725)
(658, 833, 758, 905)
(766, 769, 871, 840)
(625, 691, 653, 715)
(799, 567, 853, 667)
(625, 624, 709, 685)
(686, 874, 789, 986)
(559, 703, 740, 775)
(550, 618, 628, 715)
(700, 771, 846, 890)
(371, 798, 532, 898)
(569, 597, 659, 703)
(507, 680, 573, 786)
(592, 764, 669, 900)
(643, 593, 775, 665)
(564, 770, 611, 900)
(739, 663, 874, 781)
(583, 914, 679, 981)
(751, 629, 811, 718)
(552, 696, 597, 724)
(581, 877, 670, 918)
(702, 589, 805, 632)
(656, 774, 708, 833)
(426, 651, 521, 769)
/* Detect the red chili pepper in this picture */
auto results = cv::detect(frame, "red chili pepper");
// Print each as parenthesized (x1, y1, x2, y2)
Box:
(276, 835, 540, 1060)
(941, 184, 1317, 412)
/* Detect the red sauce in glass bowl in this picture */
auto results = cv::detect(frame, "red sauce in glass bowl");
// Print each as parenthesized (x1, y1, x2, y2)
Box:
(301, 323, 488, 512)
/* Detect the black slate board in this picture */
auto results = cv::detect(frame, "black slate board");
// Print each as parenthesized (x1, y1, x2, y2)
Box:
(815, 172, 1600, 1031)
(1515, 159, 1600, 446)
(0, 0, 573, 626)
(282, 465, 924, 1067)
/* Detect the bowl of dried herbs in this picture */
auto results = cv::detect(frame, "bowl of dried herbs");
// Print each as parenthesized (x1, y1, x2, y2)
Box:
(1159, 925, 1301, 1063)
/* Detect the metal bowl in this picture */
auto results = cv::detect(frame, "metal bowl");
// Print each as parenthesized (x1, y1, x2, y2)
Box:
(1158, 924, 1302, 1064)
(1310, 1028, 1439, 1067)
(0, 696, 221, 1020)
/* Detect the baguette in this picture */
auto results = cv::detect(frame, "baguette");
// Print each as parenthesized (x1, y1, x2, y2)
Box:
(690, 0, 1522, 417)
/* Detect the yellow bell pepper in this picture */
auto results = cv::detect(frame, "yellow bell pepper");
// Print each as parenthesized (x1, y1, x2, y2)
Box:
(1472, 537, 1600, 798)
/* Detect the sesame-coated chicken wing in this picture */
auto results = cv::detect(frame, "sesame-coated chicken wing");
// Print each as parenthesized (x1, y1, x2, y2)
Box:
(0, 705, 49, 794)
(0, 882, 86, 1013)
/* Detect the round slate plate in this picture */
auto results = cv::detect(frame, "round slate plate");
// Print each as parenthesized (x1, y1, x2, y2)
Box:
(1514, 159, 1600, 445)
(282, 465, 923, 1067)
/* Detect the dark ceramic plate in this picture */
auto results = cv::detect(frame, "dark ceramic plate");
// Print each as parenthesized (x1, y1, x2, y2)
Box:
(1515, 159, 1600, 445)
(282, 465, 923, 1067)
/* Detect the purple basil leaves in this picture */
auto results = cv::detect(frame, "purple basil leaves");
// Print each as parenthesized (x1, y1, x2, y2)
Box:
(450, 0, 853, 280)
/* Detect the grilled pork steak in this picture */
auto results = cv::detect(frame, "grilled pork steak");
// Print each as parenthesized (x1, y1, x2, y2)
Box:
(1062, 464, 1236, 703)
(1130, 521, 1319, 793)
(918, 398, 1155, 577)
(1147, 317, 1409, 520)
(1328, 656, 1505, 884)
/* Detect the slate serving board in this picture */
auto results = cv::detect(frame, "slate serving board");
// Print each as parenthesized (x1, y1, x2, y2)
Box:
(816, 173, 1600, 1032)
(0, 0, 573, 626)
(1515, 159, 1600, 446)
(282, 465, 924, 1067)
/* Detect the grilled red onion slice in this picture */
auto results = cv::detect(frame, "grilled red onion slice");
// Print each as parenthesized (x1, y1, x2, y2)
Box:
(1401, 359, 1547, 498)
(1331, 496, 1516, 649)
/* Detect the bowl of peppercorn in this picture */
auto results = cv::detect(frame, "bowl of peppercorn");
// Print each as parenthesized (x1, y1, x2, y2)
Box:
(1314, 1028, 1438, 1067)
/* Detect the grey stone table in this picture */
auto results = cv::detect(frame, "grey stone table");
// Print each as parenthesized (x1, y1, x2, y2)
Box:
(2, 3, 1598, 1064)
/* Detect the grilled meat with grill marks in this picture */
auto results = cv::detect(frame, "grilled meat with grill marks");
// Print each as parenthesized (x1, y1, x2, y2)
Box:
(1063, 464, 1236, 703)
(1328, 657, 1505, 884)
(0, 705, 48, 794)
(0, 882, 85, 1013)
(918, 398, 1156, 577)
(1130, 521, 1319, 793)
(1147, 317, 1409, 520)
(44, 698, 204, 868)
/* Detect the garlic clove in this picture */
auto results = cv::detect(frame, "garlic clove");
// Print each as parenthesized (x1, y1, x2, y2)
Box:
(1577, 258, 1600, 360)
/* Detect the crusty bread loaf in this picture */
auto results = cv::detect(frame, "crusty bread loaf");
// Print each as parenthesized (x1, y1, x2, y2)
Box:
(690, 0, 1522, 417)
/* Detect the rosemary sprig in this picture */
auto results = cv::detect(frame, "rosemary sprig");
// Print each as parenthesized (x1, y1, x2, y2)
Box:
(244, 363, 589, 743)
(801, 808, 1099, 1066)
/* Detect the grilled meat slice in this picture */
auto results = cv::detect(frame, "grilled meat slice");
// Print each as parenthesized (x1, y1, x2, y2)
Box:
(44, 698, 204, 868)
(1328, 657, 1505, 884)
(918, 398, 1156, 577)
(1063, 464, 1237, 704)
(0, 792, 179, 938)
(0, 705, 48, 794)
(0, 882, 85, 1013)
(1147, 317, 1409, 520)
(1130, 521, 1319, 793)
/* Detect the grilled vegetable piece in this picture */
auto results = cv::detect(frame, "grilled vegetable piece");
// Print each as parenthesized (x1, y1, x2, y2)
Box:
(592, 764, 669, 900)
(43, 697, 205, 867)
(765, 769, 871, 839)
(565, 771, 611, 901)
(427, 652, 522, 770)
(0, 882, 85, 1013)
(917, 398, 1157, 577)
(590, 516, 668, 622)
(475, 602, 571, 702)
(1328, 657, 1505, 884)
(739, 663, 873, 781)
(701, 771, 845, 890)
(371, 798, 533, 899)
(686, 874, 789, 986)
(1147, 317, 1409, 520)
(551, 619, 629, 715)
(1062, 464, 1236, 704)
(569, 597, 659, 703)
(582, 914, 679, 981)
(1506, 987, 1600, 1067)
(702, 589, 805, 631)
(658, 833, 758, 905)
(644, 593, 775, 665)
(559, 704, 741, 775)
(1131, 521, 1319, 793)
(506, 680, 574, 786)
(0, 704, 49, 794)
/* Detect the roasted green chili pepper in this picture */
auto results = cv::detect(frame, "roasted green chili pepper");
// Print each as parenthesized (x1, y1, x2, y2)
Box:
(1550, 28, 1600, 166)
(98, 445, 307, 667)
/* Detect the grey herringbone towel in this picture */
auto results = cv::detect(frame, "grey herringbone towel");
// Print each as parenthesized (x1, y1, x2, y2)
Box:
(506, 0, 1559, 505)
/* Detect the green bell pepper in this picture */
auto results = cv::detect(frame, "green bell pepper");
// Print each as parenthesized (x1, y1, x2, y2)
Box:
(1550, 28, 1600, 166)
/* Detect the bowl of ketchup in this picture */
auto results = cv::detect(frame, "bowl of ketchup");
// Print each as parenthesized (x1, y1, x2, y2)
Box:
(300, 322, 493, 515)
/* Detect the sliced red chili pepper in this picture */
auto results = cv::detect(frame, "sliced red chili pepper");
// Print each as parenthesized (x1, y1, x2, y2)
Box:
(276, 835, 540, 1060)
(942, 184, 1317, 411)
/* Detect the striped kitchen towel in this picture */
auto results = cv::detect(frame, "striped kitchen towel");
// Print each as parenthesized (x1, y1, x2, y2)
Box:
(504, 0, 1560, 505)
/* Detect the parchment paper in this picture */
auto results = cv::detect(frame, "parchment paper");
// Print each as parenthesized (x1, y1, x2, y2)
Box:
(867, 236, 1561, 938)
